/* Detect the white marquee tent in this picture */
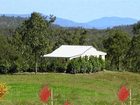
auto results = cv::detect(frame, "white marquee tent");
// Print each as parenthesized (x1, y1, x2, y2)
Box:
(43, 45, 107, 60)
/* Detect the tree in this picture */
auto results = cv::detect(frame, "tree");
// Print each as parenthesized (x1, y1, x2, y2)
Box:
(0, 34, 19, 73)
(16, 12, 55, 73)
(79, 29, 88, 45)
(103, 30, 130, 71)
(125, 22, 140, 72)
(133, 22, 140, 34)
(126, 35, 140, 71)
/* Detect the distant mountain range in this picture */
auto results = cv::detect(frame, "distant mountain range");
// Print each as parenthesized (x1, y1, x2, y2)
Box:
(0, 14, 138, 29)
(55, 17, 138, 29)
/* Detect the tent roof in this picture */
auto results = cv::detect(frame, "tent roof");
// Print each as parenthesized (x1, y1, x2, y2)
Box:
(43, 45, 106, 58)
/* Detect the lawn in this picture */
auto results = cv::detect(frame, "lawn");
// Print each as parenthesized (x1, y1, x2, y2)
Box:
(0, 71, 140, 105)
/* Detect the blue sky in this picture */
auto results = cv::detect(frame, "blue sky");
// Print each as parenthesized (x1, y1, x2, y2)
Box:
(0, 0, 140, 22)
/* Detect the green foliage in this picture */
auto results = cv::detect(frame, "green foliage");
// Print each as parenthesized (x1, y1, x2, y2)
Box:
(67, 56, 105, 74)
(0, 12, 140, 73)
(47, 58, 68, 73)
(126, 22, 140, 72)
(67, 58, 80, 74)
(133, 22, 140, 34)
(0, 34, 19, 73)
(13, 12, 55, 73)
(103, 30, 130, 71)
(126, 35, 140, 71)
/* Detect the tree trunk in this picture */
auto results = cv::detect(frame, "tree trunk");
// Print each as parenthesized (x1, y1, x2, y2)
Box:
(35, 52, 38, 74)
(35, 61, 38, 74)
(118, 56, 120, 71)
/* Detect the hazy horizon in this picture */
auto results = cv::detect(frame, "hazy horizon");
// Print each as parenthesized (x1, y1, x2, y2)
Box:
(0, 0, 140, 23)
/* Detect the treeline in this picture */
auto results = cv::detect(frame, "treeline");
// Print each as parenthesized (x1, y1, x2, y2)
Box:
(0, 15, 25, 29)
(0, 12, 140, 74)
(45, 56, 105, 74)
(103, 29, 140, 72)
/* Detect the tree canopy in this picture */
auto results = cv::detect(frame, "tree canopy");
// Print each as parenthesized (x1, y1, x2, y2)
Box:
(103, 30, 130, 70)
(0, 12, 140, 73)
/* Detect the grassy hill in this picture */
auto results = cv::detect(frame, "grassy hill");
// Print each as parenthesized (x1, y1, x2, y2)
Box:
(0, 71, 140, 105)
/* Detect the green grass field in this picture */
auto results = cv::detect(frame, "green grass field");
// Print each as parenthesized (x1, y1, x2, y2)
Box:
(0, 71, 140, 105)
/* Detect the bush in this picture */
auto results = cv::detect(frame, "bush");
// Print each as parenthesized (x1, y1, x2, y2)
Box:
(48, 58, 68, 73)
(0, 66, 8, 74)
(67, 56, 105, 74)
(89, 56, 105, 72)
(86, 62, 93, 73)
(67, 58, 80, 74)
(79, 57, 87, 73)
(8, 64, 18, 74)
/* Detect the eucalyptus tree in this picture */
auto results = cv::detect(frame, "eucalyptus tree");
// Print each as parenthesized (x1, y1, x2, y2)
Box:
(126, 35, 140, 71)
(103, 30, 130, 70)
(15, 12, 55, 73)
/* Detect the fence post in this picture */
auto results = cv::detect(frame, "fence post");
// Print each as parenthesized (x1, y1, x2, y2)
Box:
(130, 89, 132, 105)
(51, 89, 53, 105)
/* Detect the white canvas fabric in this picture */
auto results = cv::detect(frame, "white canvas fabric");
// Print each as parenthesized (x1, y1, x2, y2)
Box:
(43, 45, 107, 60)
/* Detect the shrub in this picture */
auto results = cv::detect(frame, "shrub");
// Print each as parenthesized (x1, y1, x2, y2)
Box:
(48, 58, 68, 73)
(8, 64, 18, 74)
(67, 56, 105, 74)
(79, 57, 87, 73)
(67, 58, 80, 74)
(0, 66, 8, 74)
(86, 62, 93, 73)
